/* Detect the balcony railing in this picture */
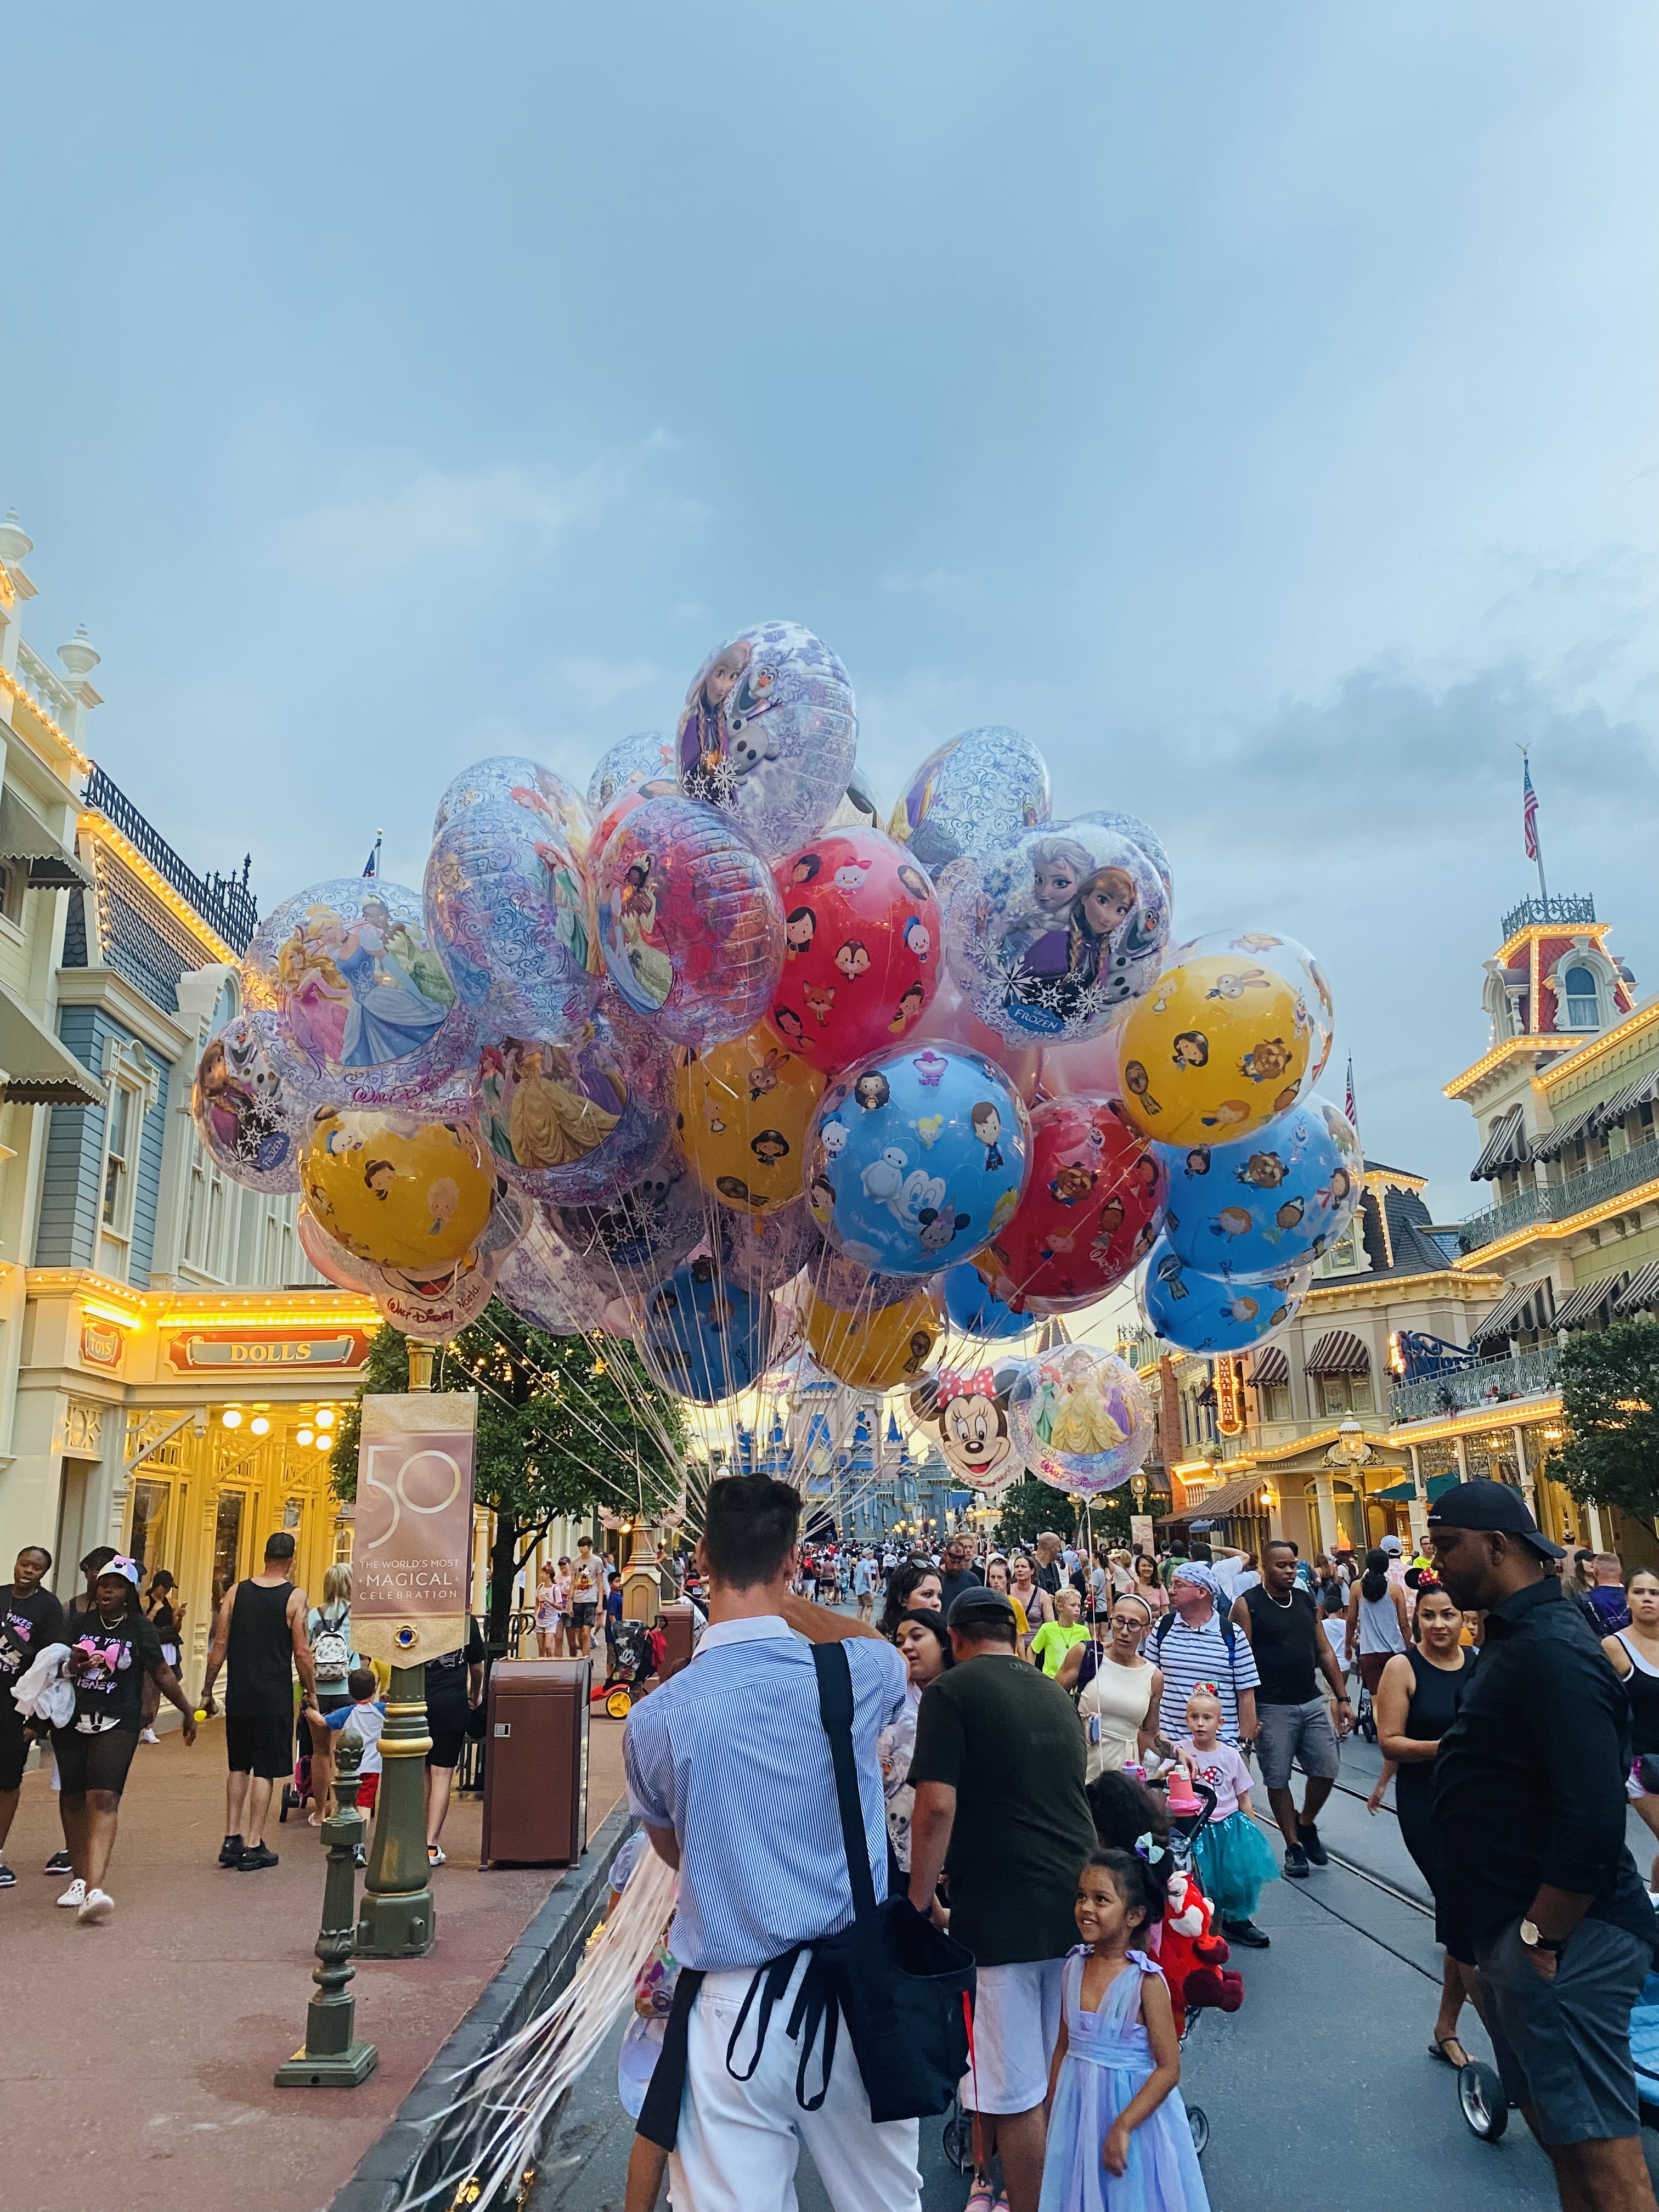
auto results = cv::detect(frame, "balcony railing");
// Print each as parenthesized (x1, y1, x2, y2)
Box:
(1391, 1345, 1561, 1423)
(14, 641, 77, 730)
(1459, 1137, 1659, 1252)
(1500, 892, 1596, 941)
(82, 764, 259, 954)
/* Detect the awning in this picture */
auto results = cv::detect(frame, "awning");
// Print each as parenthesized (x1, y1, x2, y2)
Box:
(1164, 1468, 1276, 1525)
(1249, 1345, 1290, 1387)
(1533, 1103, 1603, 1164)
(1552, 1274, 1628, 1332)
(1374, 1471, 1462, 1504)
(0, 983, 101, 1105)
(1305, 1329, 1372, 1377)
(1471, 1279, 1550, 1344)
(1592, 1071, 1659, 1138)
(1471, 1105, 1530, 1180)
(1615, 1261, 1659, 1318)
(0, 785, 93, 890)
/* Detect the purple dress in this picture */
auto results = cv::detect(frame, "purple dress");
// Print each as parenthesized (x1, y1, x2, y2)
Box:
(1037, 1948, 1210, 2212)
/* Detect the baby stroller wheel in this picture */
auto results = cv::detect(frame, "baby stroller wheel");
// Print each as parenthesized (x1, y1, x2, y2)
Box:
(605, 1685, 634, 1719)
(940, 2096, 974, 2174)
(1187, 2103, 1210, 2157)
(279, 1782, 297, 1824)
(1458, 2059, 1508, 2140)
(1356, 1685, 1378, 1746)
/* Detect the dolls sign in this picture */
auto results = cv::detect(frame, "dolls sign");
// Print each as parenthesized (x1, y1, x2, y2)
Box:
(352, 1391, 478, 1668)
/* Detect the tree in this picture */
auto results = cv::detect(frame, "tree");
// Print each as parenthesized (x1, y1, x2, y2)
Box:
(1548, 1318, 1659, 1519)
(331, 1302, 690, 1644)
(995, 1478, 1077, 1550)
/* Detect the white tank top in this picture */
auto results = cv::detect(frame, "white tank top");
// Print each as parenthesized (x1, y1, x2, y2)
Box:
(1358, 1587, 1408, 1655)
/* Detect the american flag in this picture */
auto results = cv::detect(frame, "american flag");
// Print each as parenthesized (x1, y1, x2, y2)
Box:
(363, 831, 382, 878)
(1522, 759, 1539, 861)
(1345, 1054, 1358, 1135)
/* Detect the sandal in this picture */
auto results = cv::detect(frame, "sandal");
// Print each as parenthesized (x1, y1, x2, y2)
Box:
(965, 2186, 995, 2212)
(1429, 2034, 1471, 2068)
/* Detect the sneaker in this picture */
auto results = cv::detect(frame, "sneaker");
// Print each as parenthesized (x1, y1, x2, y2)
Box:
(235, 1843, 279, 1871)
(77, 1888, 114, 1925)
(1282, 1842, 1310, 1879)
(427, 1844, 446, 1867)
(44, 1849, 71, 1875)
(1222, 1917, 1271, 1949)
(218, 1833, 245, 1867)
(0, 1861, 14, 1888)
(353, 1845, 367, 1868)
(139, 1727, 160, 1745)
(1298, 1820, 1330, 1867)
(57, 1878, 87, 1908)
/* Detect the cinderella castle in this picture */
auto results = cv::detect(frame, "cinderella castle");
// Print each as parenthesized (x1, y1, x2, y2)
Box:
(728, 1366, 965, 1542)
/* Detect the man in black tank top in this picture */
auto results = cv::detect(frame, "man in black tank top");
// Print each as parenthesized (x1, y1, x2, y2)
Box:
(199, 1532, 317, 1870)
(1231, 1539, 1353, 1880)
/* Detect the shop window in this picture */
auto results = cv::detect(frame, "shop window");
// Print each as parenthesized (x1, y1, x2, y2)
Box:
(1317, 1371, 1374, 1418)
(184, 1158, 204, 1263)
(101, 1079, 137, 1234)
(212, 1491, 245, 1613)
(129, 1477, 171, 1578)
(0, 858, 24, 929)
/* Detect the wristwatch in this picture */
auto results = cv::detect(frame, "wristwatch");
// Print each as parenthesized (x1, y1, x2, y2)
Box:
(1519, 1919, 1566, 1954)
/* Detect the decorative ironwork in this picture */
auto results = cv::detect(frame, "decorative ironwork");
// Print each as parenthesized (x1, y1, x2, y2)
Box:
(82, 764, 259, 953)
(1459, 1137, 1659, 1251)
(1391, 1345, 1561, 1423)
(1500, 893, 1596, 942)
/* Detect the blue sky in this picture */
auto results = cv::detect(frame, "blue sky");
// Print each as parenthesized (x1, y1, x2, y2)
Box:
(5, 2, 1656, 1217)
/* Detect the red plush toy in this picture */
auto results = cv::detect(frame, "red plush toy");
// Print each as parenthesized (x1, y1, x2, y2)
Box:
(1156, 1867, 1244, 2035)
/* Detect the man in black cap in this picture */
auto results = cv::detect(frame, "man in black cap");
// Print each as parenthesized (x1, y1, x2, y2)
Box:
(906, 1585, 1094, 2212)
(1428, 1481, 1659, 2212)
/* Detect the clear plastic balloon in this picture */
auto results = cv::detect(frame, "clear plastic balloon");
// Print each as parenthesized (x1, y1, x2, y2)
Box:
(494, 1210, 611, 1335)
(373, 1245, 499, 1339)
(243, 878, 476, 1111)
(1009, 1346, 1154, 1495)
(979, 1094, 1166, 1314)
(803, 1284, 941, 1390)
(298, 1107, 495, 1271)
(805, 1045, 1031, 1278)
(432, 754, 590, 838)
(674, 1018, 823, 1219)
(905, 968, 1045, 1104)
(806, 1243, 921, 1314)
(546, 1151, 709, 1298)
(889, 727, 1051, 874)
(297, 1203, 376, 1291)
(943, 820, 1170, 1044)
(192, 1014, 301, 1194)
(474, 1002, 670, 1205)
(939, 1261, 1028, 1341)
(675, 622, 857, 860)
(587, 731, 677, 814)
(596, 794, 785, 1048)
(1075, 809, 1173, 902)
(1114, 929, 1335, 1148)
(906, 1362, 1031, 1491)
(637, 1252, 776, 1404)
(1138, 1239, 1312, 1353)
(769, 830, 941, 1071)
(716, 1201, 819, 1298)
(1157, 1098, 1361, 1284)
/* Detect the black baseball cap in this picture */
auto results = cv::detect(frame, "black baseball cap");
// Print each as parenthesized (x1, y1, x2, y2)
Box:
(946, 1587, 1019, 1633)
(1425, 1480, 1565, 1559)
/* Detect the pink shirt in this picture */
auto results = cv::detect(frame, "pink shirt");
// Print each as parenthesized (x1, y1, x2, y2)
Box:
(1176, 1737, 1252, 1820)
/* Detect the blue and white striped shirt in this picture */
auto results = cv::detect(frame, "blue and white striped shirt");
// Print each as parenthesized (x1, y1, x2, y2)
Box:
(623, 1616, 907, 1971)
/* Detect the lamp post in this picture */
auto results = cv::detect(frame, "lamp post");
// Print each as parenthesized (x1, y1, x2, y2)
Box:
(276, 1734, 378, 2087)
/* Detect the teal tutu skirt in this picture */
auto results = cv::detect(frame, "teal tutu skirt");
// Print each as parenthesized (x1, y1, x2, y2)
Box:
(1191, 1809, 1279, 1921)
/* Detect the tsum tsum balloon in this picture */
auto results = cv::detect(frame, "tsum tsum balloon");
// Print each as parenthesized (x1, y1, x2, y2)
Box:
(587, 731, 676, 815)
(889, 727, 1051, 873)
(676, 622, 857, 860)
(473, 1002, 670, 1206)
(769, 830, 942, 1070)
(596, 794, 785, 1049)
(979, 1094, 1166, 1313)
(637, 1252, 775, 1404)
(906, 1362, 1030, 1491)
(939, 1260, 1028, 1341)
(494, 1210, 611, 1335)
(1114, 929, 1334, 1148)
(546, 1152, 708, 1297)
(193, 1014, 301, 1194)
(674, 1019, 823, 1220)
(1138, 1239, 1311, 1353)
(803, 1284, 943, 1391)
(805, 1045, 1030, 1278)
(1009, 1345, 1154, 1496)
(943, 820, 1169, 1045)
(1156, 1098, 1361, 1284)
(298, 1107, 495, 1272)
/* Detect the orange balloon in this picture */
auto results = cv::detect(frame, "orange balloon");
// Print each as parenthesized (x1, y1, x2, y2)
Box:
(674, 1019, 825, 1218)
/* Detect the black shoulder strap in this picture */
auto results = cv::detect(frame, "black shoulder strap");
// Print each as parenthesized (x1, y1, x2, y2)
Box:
(812, 1642, 878, 1926)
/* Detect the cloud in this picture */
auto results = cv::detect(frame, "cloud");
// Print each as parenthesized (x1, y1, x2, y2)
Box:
(551, 655, 660, 711)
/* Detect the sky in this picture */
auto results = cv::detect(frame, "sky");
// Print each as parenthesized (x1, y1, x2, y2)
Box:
(4, 2, 1656, 1222)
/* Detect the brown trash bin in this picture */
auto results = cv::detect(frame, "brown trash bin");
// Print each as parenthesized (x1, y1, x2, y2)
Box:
(658, 1602, 696, 1683)
(480, 1658, 590, 1867)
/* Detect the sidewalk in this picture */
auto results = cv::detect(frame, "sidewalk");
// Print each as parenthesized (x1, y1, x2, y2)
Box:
(0, 1712, 628, 2212)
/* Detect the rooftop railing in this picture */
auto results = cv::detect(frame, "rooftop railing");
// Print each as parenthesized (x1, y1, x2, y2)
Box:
(82, 763, 259, 953)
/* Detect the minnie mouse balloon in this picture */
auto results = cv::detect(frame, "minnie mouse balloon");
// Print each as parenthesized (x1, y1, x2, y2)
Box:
(977, 1094, 1166, 1314)
(769, 830, 941, 1070)
(596, 794, 785, 1049)
(1156, 1099, 1362, 1284)
(906, 1362, 1031, 1491)
(676, 622, 857, 860)
(1138, 1239, 1312, 1353)
(474, 1003, 670, 1206)
(193, 1015, 301, 1194)
(889, 727, 1051, 873)
(1009, 1345, 1154, 1496)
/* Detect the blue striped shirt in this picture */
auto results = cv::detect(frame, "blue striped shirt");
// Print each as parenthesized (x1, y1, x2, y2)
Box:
(623, 1616, 907, 1971)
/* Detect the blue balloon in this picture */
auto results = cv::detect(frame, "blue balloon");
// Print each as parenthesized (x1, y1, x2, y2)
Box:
(1155, 1098, 1361, 1284)
(805, 1046, 1030, 1279)
(638, 1254, 775, 1404)
(1138, 1239, 1310, 1353)
(941, 1261, 1028, 1340)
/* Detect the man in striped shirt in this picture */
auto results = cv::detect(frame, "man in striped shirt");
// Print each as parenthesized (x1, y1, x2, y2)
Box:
(1152, 1562, 1260, 1749)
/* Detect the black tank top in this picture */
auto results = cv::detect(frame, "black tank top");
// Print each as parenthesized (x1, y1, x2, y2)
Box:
(225, 1578, 295, 1716)
(1395, 1646, 1476, 1804)
(1240, 1584, 1321, 1705)
(1615, 1632, 1659, 1757)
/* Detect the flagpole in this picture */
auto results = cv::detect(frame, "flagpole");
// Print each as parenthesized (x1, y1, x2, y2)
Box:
(1520, 748, 1549, 906)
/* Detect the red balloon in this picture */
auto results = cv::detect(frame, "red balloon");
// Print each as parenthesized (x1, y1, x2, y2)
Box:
(974, 1093, 1166, 1313)
(769, 830, 941, 1070)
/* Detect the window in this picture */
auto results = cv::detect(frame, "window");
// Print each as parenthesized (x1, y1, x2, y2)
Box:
(1260, 1383, 1292, 1424)
(0, 858, 24, 928)
(206, 1177, 224, 1274)
(101, 1081, 136, 1231)
(1565, 966, 1599, 1028)
(1317, 1371, 1375, 1417)
(129, 1478, 171, 1578)
(184, 1156, 204, 1263)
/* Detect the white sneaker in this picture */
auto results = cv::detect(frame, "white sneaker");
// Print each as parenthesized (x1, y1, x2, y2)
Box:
(427, 1844, 446, 1866)
(139, 1728, 160, 1745)
(77, 1888, 114, 1925)
(57, 1878, 86, 1908)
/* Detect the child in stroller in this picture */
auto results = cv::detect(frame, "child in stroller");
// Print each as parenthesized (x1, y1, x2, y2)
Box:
(599, 1617, 657, 1718)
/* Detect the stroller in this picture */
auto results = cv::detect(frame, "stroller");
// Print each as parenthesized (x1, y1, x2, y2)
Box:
(597, 1619, 655, 1719)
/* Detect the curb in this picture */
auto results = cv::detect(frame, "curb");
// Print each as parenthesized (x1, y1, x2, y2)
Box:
(331, 1802, 633, 2212)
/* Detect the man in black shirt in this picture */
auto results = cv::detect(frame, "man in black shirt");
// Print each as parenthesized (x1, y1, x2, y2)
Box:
(935, 1533, 984, 1618)
(1232, 1538, 1352, 1878)
(0, 1545, 65, 1888)
(1429, 1482, 1659, 2208)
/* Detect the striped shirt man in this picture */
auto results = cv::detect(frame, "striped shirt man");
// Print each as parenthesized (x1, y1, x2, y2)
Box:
(1155, 1609, 1261, 1746)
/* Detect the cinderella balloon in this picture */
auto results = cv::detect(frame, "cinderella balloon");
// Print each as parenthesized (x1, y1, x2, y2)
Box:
(889, 727, 1051, 874)
(192, 1014, 301, 1194)
(943, 820, 1169, 1045)
(473, 1002, 670, 1206)
(940, 1260, 1028, 1341)
(676, 622, 857, 860)
(1157, 1098, 1362, 1284)
(1009, 1345, 1154, 1496)
(804, 1045, 1030, 1278)
(546, 1150, 708, 1297)
(494, 1211, 611, 1335)
(638, 1252, 775, 1404)
(587, 731, 676, 814)
(1138, 1239, 1312, 1354)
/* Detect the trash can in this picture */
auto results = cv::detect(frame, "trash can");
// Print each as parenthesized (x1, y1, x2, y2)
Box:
(480, 1658, 590, 1867)
(658, 1602, 696, 1682)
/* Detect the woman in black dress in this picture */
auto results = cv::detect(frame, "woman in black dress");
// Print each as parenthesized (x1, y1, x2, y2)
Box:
(1601, 1564, 1659, 1891)
(1367, 1580, 1480, 2067)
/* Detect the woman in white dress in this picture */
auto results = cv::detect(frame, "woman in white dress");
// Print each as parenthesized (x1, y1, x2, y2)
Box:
(1057, 1592, 1164, 1784)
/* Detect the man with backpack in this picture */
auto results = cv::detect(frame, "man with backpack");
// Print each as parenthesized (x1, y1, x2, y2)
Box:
(1151, 1562, 1260, 1753)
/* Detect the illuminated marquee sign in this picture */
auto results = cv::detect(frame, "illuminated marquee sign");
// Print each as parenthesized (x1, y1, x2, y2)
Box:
(80, 1318, 126, 1370)
(165, 1328, 374, 1374)
(1215, 1355, 1244, 1437)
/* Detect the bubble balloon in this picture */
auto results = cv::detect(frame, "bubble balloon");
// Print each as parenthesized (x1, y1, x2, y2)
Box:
(546, 1152, 708, 1296)
(1158, 1098, 1362, 1284)
(1009, 1345, 1154, 1495)
(638, 1253, 775, 1404)
(943, 819, 1169, 1043)
(1114, 930, 1335, 1148)
(494, 1211, 611, 1335)
(298, 1108, 495, 1271)
(979, 1095, 1166, 1313)
(193, 1014, 301, 1194)
(1076, 809, 1173, 902)
(474, 1003, 670, 1205)
(596, 794, 785, 1049)
(587, 731, 676, 814)
(806, 1243, 920, 1314)
(803, 1284, 942, 1390)
(889, 727, 1051, 873)
(716, 1201, 819, 1297)
(805, 1045, 1030, 1278)
(1138, 1239, 1312, 1353)
(939, 1261, 1028, 1342)
(906, 1362, 1031, 1491)
(674, 1019, 823, 1219)
(676, 622, 857, 859)
(769, 830, 942, 1070)
(433, 754, 588, 839)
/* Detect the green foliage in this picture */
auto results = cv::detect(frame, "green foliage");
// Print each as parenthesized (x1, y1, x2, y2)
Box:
(995, 1478, 1077, 1550)
(1549, 1318, 1659, 1515)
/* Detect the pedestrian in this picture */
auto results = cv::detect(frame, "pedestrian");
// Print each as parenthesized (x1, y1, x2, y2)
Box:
(1039, 1847, 1211, 2212)
(1344, 1547, 1410, 1695)
(199, 1530, 317, 1872)
(425, 1612, 485, 1865)
(1032, 1531, 1067, 1602)
(1587, 1555, 1634, 1635)
(1029, 1587, 1091, 1678)
(1318, 1578, 1348, 1675)
(535, 1561, 562, 1656)
(1366, 1579, 1482, 2069)
(1057, 1593, 1162, 1785)
(907, 1586, 1096, 2212)
(0, 1544, 65, 1889)
(569, 1537, 601, 1656)
(1428, 1481, 1659, 2212)
(303, 1563, 357, 1821)
(878, 1559, 943, 1637)
(324, 1668, 386, 1850)
(623, 1474, 923, 2212)
(1150, 1565, 1260, 1752)
(877, 1609, 953, 1881)
(554, 1556, 574, 1653)
(55, 1555, 198, 1921)
(1177, 1690, 1278, 1949)
(1231, 1538, 1353, 1878)
(606, 1570, 625, 1662)
(854, 1551, 878, 1623)
(1130, 1554, 1167, 1630)
(138, 1570, 184, 1743)
(938, 1532, 985, 1617)
(1231, 1550, 1261, 1598)
(1601, 1566, 1659, 1894)
(1009, 1551, 1055, 1647)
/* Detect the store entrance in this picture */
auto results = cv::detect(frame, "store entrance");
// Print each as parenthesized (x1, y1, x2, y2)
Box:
(212, 1489, 249, 1615)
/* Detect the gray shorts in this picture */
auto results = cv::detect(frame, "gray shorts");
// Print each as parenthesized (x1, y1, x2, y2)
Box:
(1476, 1915, 1653, 2146)
(1255, 1697, 1341, 1790)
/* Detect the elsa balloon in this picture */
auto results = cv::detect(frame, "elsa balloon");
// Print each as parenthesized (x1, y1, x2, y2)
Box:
(546, 1150, 708, 1300)
(192, 1014, 301, 1194)
(676, 622, 856, 860)
(889, 726, 1051, 873)
(1009, 1345, 1154, 1495)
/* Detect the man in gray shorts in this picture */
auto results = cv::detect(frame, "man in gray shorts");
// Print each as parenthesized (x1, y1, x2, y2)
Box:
(1232, 1538, 1353, 1879)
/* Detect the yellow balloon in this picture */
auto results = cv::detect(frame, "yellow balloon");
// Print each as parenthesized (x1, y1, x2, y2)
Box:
(804, 1286, 943, 1391)
(300, 1109, 495, 1271)
(1116, 953, 1313, 1146)
(674, 1020, 824, 1218)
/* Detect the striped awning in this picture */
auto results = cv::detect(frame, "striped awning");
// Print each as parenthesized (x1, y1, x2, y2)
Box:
(1472, 1279, 1551, 1345)
(1471, 1105, 1530, 1181)
(1249, 1345, 1290, 1387)
(1552, 1274, 1628, 1332)
(1305, 1329, 1371, 1377)
(1615, 1261, 1659, 1318)
(1534, 1077, 1659, 1163)
(1532, 1105, 1599, 1163)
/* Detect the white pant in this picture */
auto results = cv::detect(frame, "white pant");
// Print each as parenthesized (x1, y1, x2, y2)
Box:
(668, 1955, 923, 2212)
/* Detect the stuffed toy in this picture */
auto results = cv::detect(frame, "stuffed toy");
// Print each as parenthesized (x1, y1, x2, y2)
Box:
(1158, 1863, 1244, 2034)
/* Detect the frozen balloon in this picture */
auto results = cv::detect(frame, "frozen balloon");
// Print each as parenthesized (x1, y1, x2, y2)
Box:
(676, 622, 857, 860)
(1157, 1098, 1362, 1283)
(193, 1014, 301, 1194)
(889, 727, 1051, 873)
(494, 1210, 611, 1335)
(1138, 1239, 1311, 1353)
(546, 1151, 709, 1297)
(1009, 1345, 1154, 1496)
(1075, 809, 1173, 902)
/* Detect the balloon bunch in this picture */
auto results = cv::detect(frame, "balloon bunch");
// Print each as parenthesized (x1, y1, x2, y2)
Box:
(193, 617, 1361, 1504)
